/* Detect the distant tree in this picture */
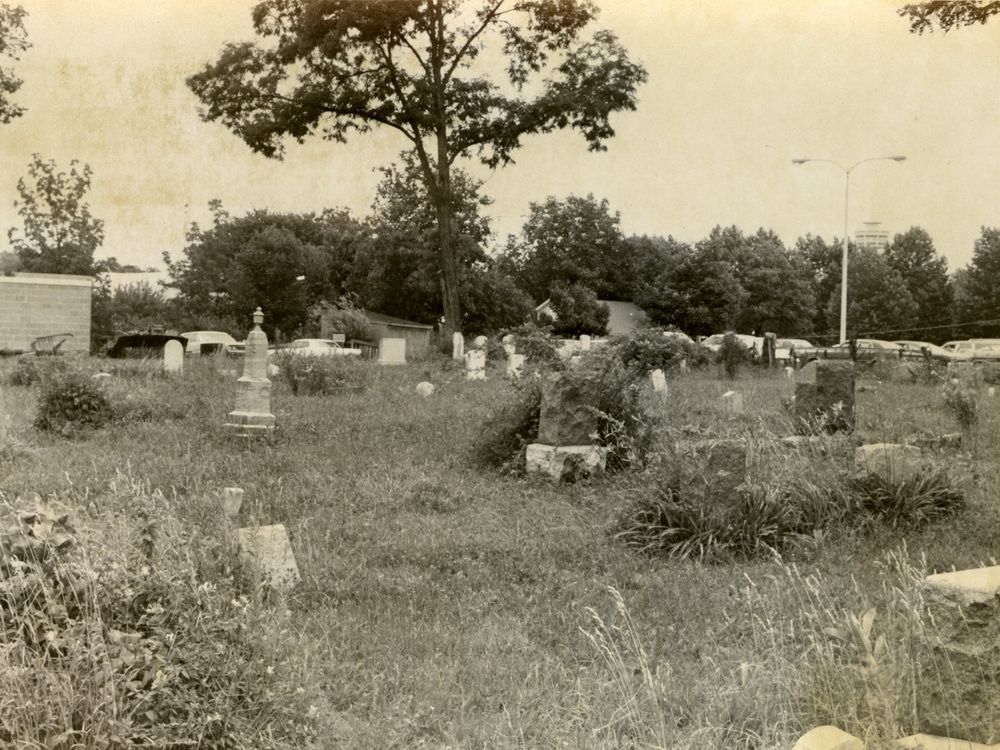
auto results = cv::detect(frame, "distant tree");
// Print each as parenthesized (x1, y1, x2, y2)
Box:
(460, 269, 534, 336)
(825, 246, 918, 339)
(96, 257, 155, 273)
(0, 4, 29, 124)
(795, 234, 841, 340)
(899, 1, 1000, 32)
(635, 241, 746, 336)
(0, 250, 17, 274)
(952, 226, 1000, 338)
(507, 194, 631, 300)
(10, 155, 104, 275)
(546, 283, 609, 337)
(165, 202, 367, 339)
(187, 0, 646, 337)
(884, 226, 953, 342)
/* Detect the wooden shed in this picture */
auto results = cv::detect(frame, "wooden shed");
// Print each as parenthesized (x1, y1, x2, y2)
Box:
(363, 311, 434, 359)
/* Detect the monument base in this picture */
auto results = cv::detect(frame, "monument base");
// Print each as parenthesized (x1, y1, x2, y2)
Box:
(224, 411, 277, 436)
(526, 443, 607, 481)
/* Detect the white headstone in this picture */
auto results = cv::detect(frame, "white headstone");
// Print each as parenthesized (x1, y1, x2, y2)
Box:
(222, 487, 244, 520)
(452, 332, 464, 360)
(237, 524, 300, 592)
(502, 334, 516, 355)
(378, 338, 406, 365)
(472, 335, 488, 350)
(579, 335, 591, 351)
(679, 359, 688, 372)
(784, 366, 794, 379)
(465, 349, 486, 380)
(416, 381, 435, 397)
(92, 372, 112, 383)
(650, 369, 667, 394)
(163, 339, 184, 373)
(507, 353, 525, 378)
(721, 390, 744, 414)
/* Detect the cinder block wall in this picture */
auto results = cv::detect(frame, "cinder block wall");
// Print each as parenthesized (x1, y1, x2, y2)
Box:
(0, 273, 93, 352)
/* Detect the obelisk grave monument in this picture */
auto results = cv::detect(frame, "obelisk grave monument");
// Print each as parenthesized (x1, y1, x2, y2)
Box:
(225, 307, 276, 435)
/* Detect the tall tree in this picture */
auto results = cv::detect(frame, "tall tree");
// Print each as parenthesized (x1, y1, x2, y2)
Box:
(0, 4, 29, 124)
(953, 227, 1000, 338)
(795, 234, 841, 340)
(187, 0, 646, 337)
(899, 1, 1000, 31)
(505, 193, 631, 301)
(884, 226, 953, 341)
(9, 155, 105, 275)
(825, 246, 918, 339)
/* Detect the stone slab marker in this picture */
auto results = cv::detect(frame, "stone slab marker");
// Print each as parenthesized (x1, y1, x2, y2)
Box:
(377, 337, 406, 365)
(650, 369, 667, 394)
(465, 349, 486, 380)
(579, 335, 591, 351)
(237, 524, 300, 592)
(525, 443, 606, 481)
(721, 390, 743, 414)
(163, 339, 184, 373)
(794, 360, 855, 433)
(528, 371, 605, 481)
(225, 308, 276, 436)
(791, 725, 863, 750)
(854, 443, 925, 483)
(452, 332, 464, 360)
(415, 381, 435, 397)
(506, 353, 525, 378)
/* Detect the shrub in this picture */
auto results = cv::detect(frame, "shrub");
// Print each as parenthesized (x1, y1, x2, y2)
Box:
(6, 356, 72, 387)
(471, 378, 543, 471)
(34, 370, 115, 433)
(498, 322, 562, 370)
(546, 283, 609, 337)
(273, 352, 367, 396)
(717, 332, 751, 378)
(320, 305, 377, 343)
(849, 468, 965, 530)
(941, 381, 978, 431)
(0, 495, 316, 748)
(609, 329, 709, 375)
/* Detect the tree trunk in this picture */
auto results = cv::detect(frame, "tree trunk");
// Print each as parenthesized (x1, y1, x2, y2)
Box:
(433, 184, 462, 338)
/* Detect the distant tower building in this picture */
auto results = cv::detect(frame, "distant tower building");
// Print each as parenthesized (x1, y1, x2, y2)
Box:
(855, 221, 889, 252)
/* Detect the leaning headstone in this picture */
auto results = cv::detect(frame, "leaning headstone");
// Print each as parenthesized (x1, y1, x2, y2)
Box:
(794, 360, 855, 433)
(163, 339, 184, 374)
(650, 369, 667, 395)
(416, 381, 435, 397)
(452, 332, 464, 361)
(377, 338, 406, 365)
(579, 335, 592, 351)
(465, 350, 486, 380)
(506, 353, 525, 378)
(224, 308, 276, 436)
(919, 566, 1000, 743)
(854, 443, 925, 483)
(721, 390, 744, 414)
(237, 524, 300, 592)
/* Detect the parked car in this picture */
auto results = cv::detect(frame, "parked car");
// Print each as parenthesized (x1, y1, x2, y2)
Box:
(950, 338, 1000, 361)
(269, 338, 362, 358)
(181, 330, 237, 355)
(794, 338, 903, 366)
(893, 340, 958, 362)
(774, 338, 813, 363)
(700, 332, 764, 355)
(108, 333, 188, 359)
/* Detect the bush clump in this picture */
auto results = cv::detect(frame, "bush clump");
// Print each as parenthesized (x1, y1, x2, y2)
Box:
(34, 371, 115, 433)
(941, 381, 978, 431)
(6, 356, 73, 387)
(273, 352, 367, 396)
(496, 322, 562, 370)
(717, 332, 752, 378)
(849, 468, 965, 529)
(471, 378, 543, 472)
(609, 329, 709, 375)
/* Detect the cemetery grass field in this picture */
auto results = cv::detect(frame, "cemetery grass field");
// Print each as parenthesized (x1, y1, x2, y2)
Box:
(2, 356, 999, 749)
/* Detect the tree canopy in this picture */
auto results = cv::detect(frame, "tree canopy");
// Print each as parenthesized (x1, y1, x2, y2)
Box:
(899, 1, 1000, 32)
(884, 226, 953, 341)
(954, 226, 1000, 338)
(9, 154, 105, 276)
(0, 4, 29, 124)
(187, 0, 646, 336)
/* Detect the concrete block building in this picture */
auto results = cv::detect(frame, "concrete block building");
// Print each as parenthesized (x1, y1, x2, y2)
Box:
(0, 273, 93, 353)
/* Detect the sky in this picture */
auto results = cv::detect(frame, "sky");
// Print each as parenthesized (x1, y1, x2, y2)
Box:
(2, 0, 1000, 272)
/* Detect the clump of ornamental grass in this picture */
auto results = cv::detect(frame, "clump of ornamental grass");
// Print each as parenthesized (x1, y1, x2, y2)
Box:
(848, 468, 965, 530)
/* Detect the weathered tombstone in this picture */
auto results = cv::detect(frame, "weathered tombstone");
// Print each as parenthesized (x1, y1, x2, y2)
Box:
(525, 443, 607, 481)
(990, 386, 996, 398)
(650, 368, 667, 395)
(528, 371, 605, 481)
(237, 524, 300, 592)
(919, 566, 1000, 743)
(377, 338, 406, 365)
(794, 360, 855, 433)
(506, 353, 525, 378)
(679, 358, 688, 373)
(222, 487, 244, 519)
(579, 335, 592, 351)
(452, 332, 464, 361)
(464, 349, 486, 380)
(784, 366, 794, 379)
(854, 443, 925, 483)
(501, 334, 516, 355)
(721, 390, 744, 414)
(224, 308, 276, 436)
(472, 335, 488, 350)
(163, 339, 184, 374)
(416, 381, 435, 397)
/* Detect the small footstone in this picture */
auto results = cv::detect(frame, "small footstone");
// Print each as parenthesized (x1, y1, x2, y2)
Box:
(721, 390, 744, 414)
(791, 726, 863, 750)
(416, 381, 435, 397)
(221, 487, 244, 519)
(650, 369, 667, 394)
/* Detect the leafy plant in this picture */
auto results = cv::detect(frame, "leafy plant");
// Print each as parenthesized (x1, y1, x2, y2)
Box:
(497, 322, 563, 370)
(941, 380, 978, 431)
(608, 328, 709, 375)
(471, 378, 543, 472)
(849, 468, 965, 530)
(718, 332, 751, 378)
(34, 370, 114, 434)
(273, 352, 367, 396)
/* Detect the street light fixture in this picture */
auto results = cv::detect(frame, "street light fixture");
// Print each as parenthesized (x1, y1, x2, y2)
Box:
(793, 156, 906, 343)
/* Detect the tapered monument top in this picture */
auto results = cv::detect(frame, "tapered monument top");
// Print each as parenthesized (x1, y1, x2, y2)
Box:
(253, 307, 264, 327)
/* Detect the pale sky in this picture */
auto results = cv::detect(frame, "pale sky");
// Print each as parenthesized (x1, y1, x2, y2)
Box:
(3, 0, 1000, 272)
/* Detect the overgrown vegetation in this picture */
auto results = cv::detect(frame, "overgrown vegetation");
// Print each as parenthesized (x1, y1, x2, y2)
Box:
(272, 352, 368, 396)
(608, 328, 709, 375)
(718, 332, 752, 378)
(34, 370, 115, 434)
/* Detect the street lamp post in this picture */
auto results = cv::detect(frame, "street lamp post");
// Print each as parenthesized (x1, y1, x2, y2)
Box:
(792, 155, 906, 343)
